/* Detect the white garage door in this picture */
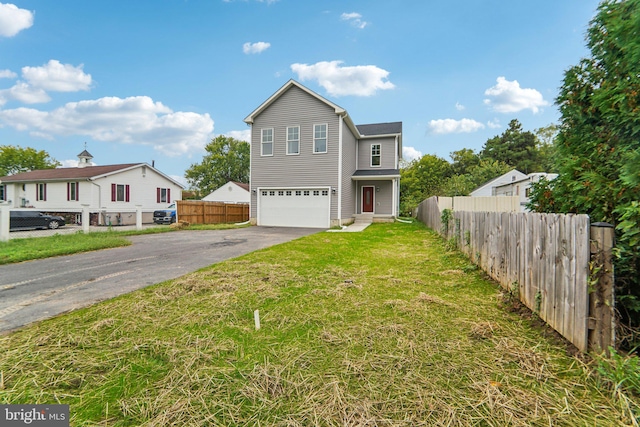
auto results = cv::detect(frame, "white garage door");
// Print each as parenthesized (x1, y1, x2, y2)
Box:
(258, 188, 330, 228)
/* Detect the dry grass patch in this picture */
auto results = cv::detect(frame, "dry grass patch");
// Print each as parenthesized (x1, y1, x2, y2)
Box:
(0, 222, 636, 425)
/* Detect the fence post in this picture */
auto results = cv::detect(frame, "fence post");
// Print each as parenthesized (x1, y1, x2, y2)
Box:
(136, 205, 143, 230)
(0, 202, 10, 242)
(81, 204, 90, 233)
(589, 222, 616, 354)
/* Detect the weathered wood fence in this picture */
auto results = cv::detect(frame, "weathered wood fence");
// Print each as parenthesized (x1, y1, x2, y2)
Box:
(176, 201, 249, 225)
(416, 196, 615, 353)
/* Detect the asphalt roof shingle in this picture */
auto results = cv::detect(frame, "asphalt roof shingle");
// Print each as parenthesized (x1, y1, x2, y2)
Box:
(0, 164, 142, 182)
(356, 122, 402, 136)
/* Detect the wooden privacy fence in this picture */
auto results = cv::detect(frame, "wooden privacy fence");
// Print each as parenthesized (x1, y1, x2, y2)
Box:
(176, 200, 249, 225)
(415, 196, 615, 353)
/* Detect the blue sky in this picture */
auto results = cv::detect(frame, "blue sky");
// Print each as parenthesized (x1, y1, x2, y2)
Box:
(0, 0, 601, 186)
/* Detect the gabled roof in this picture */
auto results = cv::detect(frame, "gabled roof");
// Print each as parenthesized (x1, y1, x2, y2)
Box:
(0, 163, 186, 188)
(230, 181, 250, 192)
(0, 164, 141, 182)
(356, 122, 402, 136)
(470, 169, 527, 196)
(244, 79, 346, 124)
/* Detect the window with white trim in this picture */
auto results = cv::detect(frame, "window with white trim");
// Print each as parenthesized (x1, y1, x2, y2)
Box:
(0, 184, 5, 201)
(36, 183, 47, 201)
(314, 124, 327, 153)
(286, 126, 300, 155)
(67, 182, 79, 201)
(371, 144, 381, 167)
(111, 183, 130, 202)
(157, 187, 171, 203)
(261, 128, 274, 156)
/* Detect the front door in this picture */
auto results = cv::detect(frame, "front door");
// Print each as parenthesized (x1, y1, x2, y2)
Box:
(362, 186, 374, 213)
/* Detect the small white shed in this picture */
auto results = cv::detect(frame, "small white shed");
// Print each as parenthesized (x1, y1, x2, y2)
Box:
(202, 181, 250, 204)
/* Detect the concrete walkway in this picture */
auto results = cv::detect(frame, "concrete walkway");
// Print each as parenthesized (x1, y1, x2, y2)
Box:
(326, 214, 374, 233)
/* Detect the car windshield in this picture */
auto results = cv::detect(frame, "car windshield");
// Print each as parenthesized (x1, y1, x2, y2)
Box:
(167, 203, 175, 209)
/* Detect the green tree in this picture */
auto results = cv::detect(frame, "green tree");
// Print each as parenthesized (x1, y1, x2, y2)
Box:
(528, 0, 640, 333)
(0, 145, 60, 176)
(185, 136, 250, 197)
(480, 119, 541, 173)
(449, 148, 480, 176)
(400, 154, 452, 214)
(534, 124, 559, 172)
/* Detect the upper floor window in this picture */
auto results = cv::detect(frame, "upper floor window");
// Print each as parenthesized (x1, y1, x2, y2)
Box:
(36, 183, 47, 201)
(67, 182, 79, 201)
(261, 128, 274, 156)
(111, 183, 130, 202)
(314, 124, 327, 153)
(287, 126, 300, 155)
(157, 187, 171, 203)
(371, 144, 381, 167)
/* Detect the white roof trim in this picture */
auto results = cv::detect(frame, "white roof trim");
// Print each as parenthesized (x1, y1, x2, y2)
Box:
(92, 163, 186, 189)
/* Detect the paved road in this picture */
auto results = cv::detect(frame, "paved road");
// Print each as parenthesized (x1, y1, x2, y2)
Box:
(0, 227, 320, 334)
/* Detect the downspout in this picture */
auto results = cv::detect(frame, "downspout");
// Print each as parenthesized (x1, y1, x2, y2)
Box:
(337, 115, 343, 226)
(88, 178, 102, 224)
(395, 135, 400, 217)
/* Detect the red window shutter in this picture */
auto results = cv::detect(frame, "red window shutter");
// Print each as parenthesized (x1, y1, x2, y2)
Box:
(76, 182, 79, 200)
(157, 187, 161, 203)
(167, 188, 171, 203)
(67, 182, 70, 201)
(125, 185, 130, 202)
(43, 183, 47, 201)
(36, 183, 39, 201)
(111, 183, 116, 202)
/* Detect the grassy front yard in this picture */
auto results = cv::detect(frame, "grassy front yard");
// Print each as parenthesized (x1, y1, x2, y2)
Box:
(0, 223, 246, 265)
(0, 222, 635, 425)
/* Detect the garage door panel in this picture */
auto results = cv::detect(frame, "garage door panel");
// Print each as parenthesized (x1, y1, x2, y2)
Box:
(259, 189, 330, 228)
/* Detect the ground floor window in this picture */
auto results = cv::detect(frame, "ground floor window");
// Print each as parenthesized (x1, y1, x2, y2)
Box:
(111, 183, 130, 202)
(36, 183, 47, 201)
(0, 184, 5, 201)
(157, 187, 171, 203)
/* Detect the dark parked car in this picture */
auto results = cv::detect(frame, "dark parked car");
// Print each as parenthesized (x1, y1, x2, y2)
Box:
(10, 211, 66, 231)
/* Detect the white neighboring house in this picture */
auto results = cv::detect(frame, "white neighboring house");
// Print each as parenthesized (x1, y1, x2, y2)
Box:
(469, 169, 528, 197)
(202, 181, 250, 204)
(0, 150, 184, 225)
(493, 172, 558, 211)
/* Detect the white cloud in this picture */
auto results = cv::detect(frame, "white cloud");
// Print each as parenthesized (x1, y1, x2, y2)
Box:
(403, 146, 422, 161)
(291, 60, 394, 97)
(341, 12, 368, 29)
(483, 77, 548, 114)
(0, 60, 92, 106)
(226, 129, 251, 142)
(455, 102, 465, 111)
(22, 60, 92, 92)
(0, 69, 17, 78)
(0, 82, 50, 106)
(487, 119, 501, 129)
(0, 3, 34, 37)
(428, 118, 485, 134)
(0, 96, 214, 156)
(243, 41, 271, 54)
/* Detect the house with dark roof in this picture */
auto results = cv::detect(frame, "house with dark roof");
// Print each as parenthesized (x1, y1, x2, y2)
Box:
(244, 79, 402, 228)
(0, 150, 184, 225)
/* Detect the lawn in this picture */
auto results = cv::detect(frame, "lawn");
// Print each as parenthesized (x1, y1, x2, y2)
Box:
(0, 223, 246, 265)
(0, 221, 635, 426)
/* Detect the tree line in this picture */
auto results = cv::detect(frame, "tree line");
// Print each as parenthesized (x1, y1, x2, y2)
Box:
(400, 119, 557, 215)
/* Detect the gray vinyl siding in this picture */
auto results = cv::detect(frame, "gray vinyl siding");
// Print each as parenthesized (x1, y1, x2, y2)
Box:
(356, 180, 394, 215)
(340, 120, 358, 220)
(357, 136, 397, 170)
(250, 85, 340, 219)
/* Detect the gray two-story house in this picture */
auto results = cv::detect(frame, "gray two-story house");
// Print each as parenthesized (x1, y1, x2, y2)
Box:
(244, 79, 402, 228)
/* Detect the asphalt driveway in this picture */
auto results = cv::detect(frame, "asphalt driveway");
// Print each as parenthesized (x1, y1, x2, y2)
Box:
(0, 226, 320, 334)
